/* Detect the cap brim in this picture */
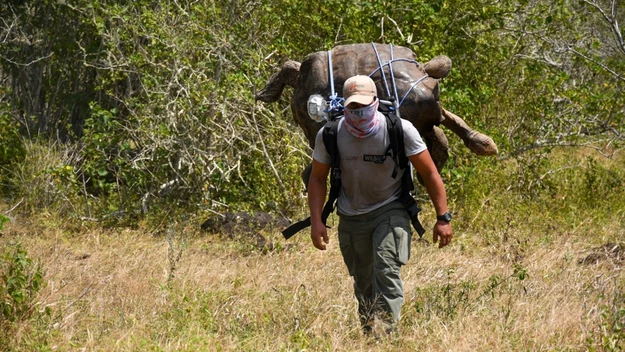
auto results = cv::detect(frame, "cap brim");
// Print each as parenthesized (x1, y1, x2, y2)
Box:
(344, 94, 375, 107)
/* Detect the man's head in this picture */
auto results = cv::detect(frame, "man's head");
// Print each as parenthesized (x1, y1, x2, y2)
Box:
(343, 75, 377, 108)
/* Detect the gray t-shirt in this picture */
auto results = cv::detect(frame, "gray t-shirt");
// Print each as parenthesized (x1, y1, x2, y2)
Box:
(312, 112, 427, 216)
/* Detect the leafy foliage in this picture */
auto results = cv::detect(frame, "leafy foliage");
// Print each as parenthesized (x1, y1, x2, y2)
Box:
(0, 99, 25, 168)
(0, 0, 623, 224)
(0, 243, 45, 323)
(0, 242, 52, 351)
(0, 214, 7, 230)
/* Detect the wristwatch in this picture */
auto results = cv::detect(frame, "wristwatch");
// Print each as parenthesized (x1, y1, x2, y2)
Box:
(436, 211, 452, 223)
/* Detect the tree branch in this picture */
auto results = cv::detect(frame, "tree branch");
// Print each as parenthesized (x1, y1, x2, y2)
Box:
(567, 46, 625, 82)
(583, 0, 625, 56)
(0, 52, 54, 67)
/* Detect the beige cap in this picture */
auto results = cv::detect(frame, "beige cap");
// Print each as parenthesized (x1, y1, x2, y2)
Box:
(343, 75, 377, 106)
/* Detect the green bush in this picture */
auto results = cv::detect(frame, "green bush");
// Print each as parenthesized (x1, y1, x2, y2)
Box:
(0, 242, 52, 351)
(0, 215, 8, 231)
(4, 141, 84, 217)
(0, 243, 45, 324)
(0, 106, 26, 197)
(0, 112, 24, 168)
(586, 283, 625, 352)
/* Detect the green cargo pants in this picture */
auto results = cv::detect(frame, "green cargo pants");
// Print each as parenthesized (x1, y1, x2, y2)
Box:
(337, 201, 412, 332)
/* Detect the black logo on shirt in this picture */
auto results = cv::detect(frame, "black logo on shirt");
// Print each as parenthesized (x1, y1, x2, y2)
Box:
(363, 155, 386, 164)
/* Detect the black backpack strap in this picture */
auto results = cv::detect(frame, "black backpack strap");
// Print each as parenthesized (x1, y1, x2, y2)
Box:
(321, 118, 342, 223)
(282, 118, 342, 240)
(382, 105, 403, 179)
(281, 217, 312, 239)
(382, 107, 426, 238)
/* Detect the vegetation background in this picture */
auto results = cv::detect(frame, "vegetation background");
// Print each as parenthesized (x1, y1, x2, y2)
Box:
(0, 0, 623, 350)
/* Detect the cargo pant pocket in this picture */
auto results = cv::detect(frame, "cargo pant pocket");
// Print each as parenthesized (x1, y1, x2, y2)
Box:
(390, 215, 411, 265)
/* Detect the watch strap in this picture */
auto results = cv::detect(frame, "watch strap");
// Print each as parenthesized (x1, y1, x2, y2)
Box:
(436, 211, 452, 222)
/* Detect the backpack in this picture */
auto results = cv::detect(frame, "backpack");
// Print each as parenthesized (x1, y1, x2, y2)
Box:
(282, 102, 426, 240)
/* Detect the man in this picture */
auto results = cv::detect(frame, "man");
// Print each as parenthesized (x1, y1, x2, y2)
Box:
(307, 75, 453, 335)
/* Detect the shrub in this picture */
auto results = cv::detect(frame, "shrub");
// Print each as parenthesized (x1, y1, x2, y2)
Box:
(4, 141, 84, 217)
(0, 243, 45, 324)
(0, 242, 50, 351)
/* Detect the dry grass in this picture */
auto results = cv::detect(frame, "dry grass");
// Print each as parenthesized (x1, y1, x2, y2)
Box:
(1, 211, 624, 352)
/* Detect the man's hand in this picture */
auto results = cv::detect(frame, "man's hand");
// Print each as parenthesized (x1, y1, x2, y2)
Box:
(433, 221, 453, 248)
(310, 220, 329, 250)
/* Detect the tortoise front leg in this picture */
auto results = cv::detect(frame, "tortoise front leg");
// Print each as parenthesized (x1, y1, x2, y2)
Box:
(441, 108, 498, 156)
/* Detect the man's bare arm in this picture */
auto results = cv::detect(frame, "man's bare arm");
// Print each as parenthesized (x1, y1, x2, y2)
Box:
(408, 150, 453, 248)
(308, 159, 331, 250)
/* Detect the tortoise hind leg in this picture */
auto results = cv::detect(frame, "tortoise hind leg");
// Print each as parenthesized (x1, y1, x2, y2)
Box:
(422, 126, 449, 174)
(417, 126, 449, 184)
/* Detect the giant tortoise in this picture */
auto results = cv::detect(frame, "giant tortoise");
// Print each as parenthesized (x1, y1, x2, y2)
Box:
(256, 43, 497, 184)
